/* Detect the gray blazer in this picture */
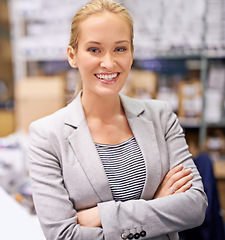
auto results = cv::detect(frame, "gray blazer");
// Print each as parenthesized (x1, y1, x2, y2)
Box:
(28, 92, 207, 240)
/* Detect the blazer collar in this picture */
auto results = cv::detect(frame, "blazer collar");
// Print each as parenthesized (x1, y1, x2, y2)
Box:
(64, 91, 146, 128)
(120, 94, 145, 118)
(64, 91, 85, 128)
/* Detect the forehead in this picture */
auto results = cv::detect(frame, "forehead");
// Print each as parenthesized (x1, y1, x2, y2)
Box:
(78, 12, 131, 43)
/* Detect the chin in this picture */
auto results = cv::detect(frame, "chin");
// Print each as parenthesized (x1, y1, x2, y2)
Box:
(95, 88, 122, 98)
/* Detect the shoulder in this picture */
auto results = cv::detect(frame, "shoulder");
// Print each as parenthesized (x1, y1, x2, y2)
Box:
(137, 98, 174, 126)
(29, 105, 68, 133)
(121, 95, 178, 134)
(29, 92, 83, 134)
(142, 98, 172, 112)
(121, 94, 173, 117)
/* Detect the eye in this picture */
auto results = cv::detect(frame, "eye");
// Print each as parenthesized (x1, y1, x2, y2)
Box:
(87, 47, 100, 53)
(115, 47, 127, 52)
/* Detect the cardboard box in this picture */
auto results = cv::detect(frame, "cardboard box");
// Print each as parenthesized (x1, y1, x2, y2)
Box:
(14, 76, 66, 132)
(0, 38, 12, 62)
(0, 1, 9, 22)
(0, 60, 13, 81)
(125, 70, 157, 99)
(178, 79, 202, 118)
(0, 110, 14, 137)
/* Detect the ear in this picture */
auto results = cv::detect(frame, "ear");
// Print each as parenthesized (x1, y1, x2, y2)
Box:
(67, 45, 77, 68)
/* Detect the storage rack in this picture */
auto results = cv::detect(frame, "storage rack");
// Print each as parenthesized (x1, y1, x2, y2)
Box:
(123, 0, 225, 148)
(8, 0, 225, 149)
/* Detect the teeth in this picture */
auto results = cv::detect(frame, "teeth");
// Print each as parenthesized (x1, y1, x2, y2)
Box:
(96, 73, 118, 81)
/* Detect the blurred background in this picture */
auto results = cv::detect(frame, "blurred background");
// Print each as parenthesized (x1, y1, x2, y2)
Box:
(0, 0, 225, 239)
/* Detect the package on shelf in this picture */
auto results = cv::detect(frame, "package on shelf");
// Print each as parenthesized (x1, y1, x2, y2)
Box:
(205, 88, 224, 123)
(10, 0, 89, 18)
(0, 0, 9, 22)
(125, 0, 205, 58)
(178, 79, 202, 118)
(18, 35, 68, 60)
(205, 64, 225, 123)
(0, 110, 14, 137)
(157, 87, 178, 112)
(0, 58, 13, 105)
(0, 59, 13, 102)
(0, 80, 8, 102)
(125, 69, 158, 99)
(161, 0, 204, 48)
(0, 24, 10, 53)
(0, 1, 13, 105)
(0, 72, 12, 103)
(123, 0, 162, 58)
(205, 0, 225, 50)
(157, 74, 181, 113)
(26, 19, 69, 37)
(14, 76, 66, 132)
(208, 64, 225, 90)
(9, 0, 90, 62)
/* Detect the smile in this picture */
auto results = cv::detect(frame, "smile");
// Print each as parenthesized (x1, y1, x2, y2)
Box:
(95, 73, 119, 81)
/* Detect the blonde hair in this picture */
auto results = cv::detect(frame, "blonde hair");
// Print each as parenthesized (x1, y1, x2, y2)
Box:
(69, 0, 134, 98)
(69, 0, 134, 52)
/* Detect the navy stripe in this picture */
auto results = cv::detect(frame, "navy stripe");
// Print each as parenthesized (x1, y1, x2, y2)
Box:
(95, 137, 146, 202)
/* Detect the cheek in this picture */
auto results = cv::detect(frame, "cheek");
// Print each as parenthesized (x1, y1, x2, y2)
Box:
(121, 55, 133, 70)
(77, 53, 99, 70)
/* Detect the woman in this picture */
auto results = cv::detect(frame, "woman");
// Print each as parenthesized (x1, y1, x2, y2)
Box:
(28, 0, 207, 239)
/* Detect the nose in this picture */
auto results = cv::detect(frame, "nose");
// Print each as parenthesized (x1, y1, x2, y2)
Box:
(100, 52, 115, 70)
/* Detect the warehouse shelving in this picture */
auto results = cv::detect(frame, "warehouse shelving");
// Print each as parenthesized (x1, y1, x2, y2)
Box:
(8, 0, 225, 149)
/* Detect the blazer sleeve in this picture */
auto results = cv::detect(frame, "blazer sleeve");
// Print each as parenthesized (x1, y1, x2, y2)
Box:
(28, 121, 105, 240)
(97, 101, 208, 240)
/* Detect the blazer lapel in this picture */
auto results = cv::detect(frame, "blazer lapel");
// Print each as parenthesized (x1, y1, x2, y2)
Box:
(121, 95, 162, 200)
(64, 93, 113, 202)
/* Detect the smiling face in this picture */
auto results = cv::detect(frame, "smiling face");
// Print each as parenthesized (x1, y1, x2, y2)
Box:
(68, 11, 133, 99)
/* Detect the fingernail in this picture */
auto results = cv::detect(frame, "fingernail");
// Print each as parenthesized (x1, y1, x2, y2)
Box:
(185, 168, 192, 172)
(178, 164, 183, 169)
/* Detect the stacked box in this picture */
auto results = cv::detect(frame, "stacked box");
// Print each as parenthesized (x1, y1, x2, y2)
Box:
(178, 80, 203, 118)
(0, 0, 13, 104)
(205, 0, 224, 51)
(14, 76, 66, 132)
(0, 110, 14, 137)
(125, 70, 158, 99)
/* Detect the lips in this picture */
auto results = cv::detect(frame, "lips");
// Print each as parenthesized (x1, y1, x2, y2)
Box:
(95, 73, 120, 84)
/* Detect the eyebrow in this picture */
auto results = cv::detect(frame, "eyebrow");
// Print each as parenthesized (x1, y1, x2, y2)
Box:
(85, 40, 130, 45)
(115, 40, 130, 44)
(86, 41, 101, 45)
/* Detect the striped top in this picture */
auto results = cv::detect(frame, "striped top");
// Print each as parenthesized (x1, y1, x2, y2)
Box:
(95, 136, 146, 202)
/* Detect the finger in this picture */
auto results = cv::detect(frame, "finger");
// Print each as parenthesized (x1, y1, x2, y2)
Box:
(164, 164, 183, 181)
(168, 168, 192, 186)
(175, 182, 192, 193)
(172, 173, 193, 191)
(170, 186, 176, 194)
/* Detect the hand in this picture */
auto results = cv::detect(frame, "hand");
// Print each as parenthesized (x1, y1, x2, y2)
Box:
(154, 164, 193, 199)
(77, 206, 102, 227)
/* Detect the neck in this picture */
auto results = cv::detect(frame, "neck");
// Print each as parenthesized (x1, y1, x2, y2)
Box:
(81, 91, 123, 121)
